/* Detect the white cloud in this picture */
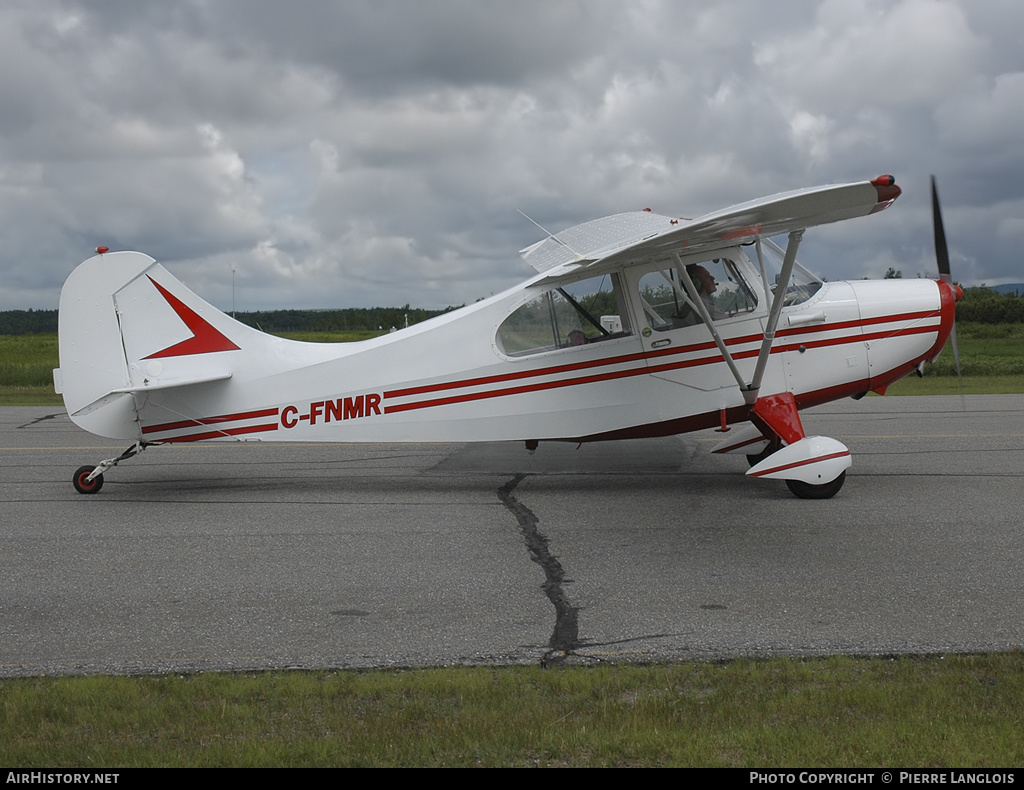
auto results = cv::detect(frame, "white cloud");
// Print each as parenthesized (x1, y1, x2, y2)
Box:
(755, 0, 981, 107)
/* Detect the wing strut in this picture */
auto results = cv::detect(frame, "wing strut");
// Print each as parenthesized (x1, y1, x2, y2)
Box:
(668, 228, 804, 401)
(671, 252, 747, 390)
(744, 229, 804, 404)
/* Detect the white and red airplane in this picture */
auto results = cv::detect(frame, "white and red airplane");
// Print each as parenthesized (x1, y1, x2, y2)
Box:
(54, 175, 960, 498)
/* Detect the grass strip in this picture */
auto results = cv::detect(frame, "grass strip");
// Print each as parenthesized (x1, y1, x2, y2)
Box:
(2, 654, 1022, 768)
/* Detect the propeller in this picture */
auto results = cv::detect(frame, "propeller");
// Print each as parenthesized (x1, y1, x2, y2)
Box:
(931, 175, 961, 383)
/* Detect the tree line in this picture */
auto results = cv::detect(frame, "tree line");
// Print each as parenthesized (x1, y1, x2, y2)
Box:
(954, 287, 1024, 323)
(0, 309, 58, 335)
(0, 305, 461, 335)
(2, 288, 1024, 334)
(235, 305, 460, 333)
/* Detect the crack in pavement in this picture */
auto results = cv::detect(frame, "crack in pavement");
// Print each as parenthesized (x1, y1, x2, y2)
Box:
(498, 474, 580, 662)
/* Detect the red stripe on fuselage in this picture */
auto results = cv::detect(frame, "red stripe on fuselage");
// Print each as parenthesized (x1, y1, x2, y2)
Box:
(384, 347, 652, 399)
(136, 309, 944, 436)
(383, 311, 939, 402)
(384, 363, 654, 414)
(158, 422, 279, 443)
(142, 407, 280, 435)
(384, 311, 942, 414)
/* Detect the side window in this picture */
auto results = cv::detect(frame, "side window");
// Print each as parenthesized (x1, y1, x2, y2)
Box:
(497, 273, 631, 357)
(636, 257, 758, 331)
(637, 270, 682, 330)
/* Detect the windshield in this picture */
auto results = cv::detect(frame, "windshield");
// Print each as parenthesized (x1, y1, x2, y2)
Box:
(747, 237, 823, 306)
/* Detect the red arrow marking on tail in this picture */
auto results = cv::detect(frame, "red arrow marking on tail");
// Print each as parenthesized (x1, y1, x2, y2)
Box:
(144, 276, 240, 359)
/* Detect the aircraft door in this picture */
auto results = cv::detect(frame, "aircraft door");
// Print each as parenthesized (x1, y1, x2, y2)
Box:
(628, 256, 765, 392)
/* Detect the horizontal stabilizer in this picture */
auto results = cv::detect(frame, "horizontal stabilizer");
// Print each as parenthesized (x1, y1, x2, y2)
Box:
(114, 371, 232, 395)
(70, 391, 133, 419)
(70, 372, 233, 418)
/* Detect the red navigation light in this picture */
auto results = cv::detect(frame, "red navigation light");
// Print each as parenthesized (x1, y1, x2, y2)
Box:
(869, 174, 900, 208)
(96, 246, 109, 255)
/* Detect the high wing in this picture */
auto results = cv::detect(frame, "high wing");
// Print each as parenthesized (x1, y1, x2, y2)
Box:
(521, 176, 901, 279)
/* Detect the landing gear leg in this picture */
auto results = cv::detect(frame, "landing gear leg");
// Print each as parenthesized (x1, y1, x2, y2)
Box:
(745, 393, 851, 499)
(72, 442, 149, 494)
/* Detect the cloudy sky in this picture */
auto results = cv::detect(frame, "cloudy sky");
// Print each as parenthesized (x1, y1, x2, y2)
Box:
(2, 0, 1021, 311)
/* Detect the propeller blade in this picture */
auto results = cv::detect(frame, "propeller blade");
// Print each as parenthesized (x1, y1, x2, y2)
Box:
(931, 175, 961, 384)
(931, 175, 951, 283)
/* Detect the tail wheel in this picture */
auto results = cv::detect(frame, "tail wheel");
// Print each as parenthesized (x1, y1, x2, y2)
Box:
(73, 465, 104, 495)
(786, 470, 845, 500)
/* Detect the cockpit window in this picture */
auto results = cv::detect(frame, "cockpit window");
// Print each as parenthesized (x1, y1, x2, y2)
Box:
(747, 237, 823, 306)
(636, 257, 759, 331)
(497, 273, 632, 356)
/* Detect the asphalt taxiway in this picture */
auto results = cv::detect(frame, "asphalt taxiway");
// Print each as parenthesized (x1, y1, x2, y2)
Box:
(2, 395, 1022, 676)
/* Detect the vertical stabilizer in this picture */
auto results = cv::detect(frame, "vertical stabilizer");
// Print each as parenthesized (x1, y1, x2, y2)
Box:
(57, 251, 157, 439)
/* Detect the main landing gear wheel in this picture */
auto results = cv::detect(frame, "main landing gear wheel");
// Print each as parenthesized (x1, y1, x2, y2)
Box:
(746, 445, 775, 467)
(73, 465, 104, 495)
(785, 470, 845, 500)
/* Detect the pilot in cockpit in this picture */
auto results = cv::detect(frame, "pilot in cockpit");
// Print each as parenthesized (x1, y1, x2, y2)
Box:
(673, 264, 728, 327)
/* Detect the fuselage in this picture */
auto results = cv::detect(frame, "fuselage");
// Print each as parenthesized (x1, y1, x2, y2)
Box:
(92, 244, 955, 446)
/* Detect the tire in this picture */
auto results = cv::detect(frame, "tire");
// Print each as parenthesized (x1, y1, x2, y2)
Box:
(73, 465, 104, 495)
(786, 470, 845, 500)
